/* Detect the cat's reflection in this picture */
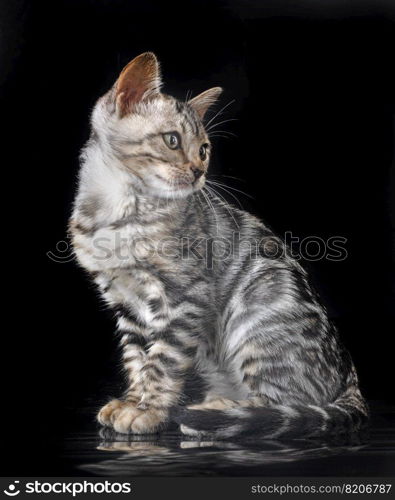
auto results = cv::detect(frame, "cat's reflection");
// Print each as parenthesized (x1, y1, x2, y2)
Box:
(79, 428, 368, 476)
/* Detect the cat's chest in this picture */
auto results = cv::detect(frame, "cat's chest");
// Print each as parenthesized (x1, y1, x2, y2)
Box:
(74, 216, 177, 273)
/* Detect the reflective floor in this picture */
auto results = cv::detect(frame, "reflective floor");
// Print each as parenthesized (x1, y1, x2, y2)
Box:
(61, 402, 395, 476)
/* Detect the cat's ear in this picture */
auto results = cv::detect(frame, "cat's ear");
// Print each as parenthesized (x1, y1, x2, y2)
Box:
(188, 87, 223, 119)
(115, 52, 162, 118)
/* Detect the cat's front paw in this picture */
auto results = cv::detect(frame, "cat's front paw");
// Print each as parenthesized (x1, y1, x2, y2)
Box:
(97, 399, 132, 427)
(97, 400, 168, 434)
(129, 408, 168, 434)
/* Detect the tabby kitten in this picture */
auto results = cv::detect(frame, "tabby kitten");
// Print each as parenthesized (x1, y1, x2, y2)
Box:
(70, 52, 368, 438)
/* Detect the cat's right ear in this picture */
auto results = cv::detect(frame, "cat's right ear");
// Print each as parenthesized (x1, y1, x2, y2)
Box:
(188, 87, 223, 119)
(114, 52, 162, 118)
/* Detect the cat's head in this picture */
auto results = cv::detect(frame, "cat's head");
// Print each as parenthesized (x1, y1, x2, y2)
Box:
(91, 52, 222, 199)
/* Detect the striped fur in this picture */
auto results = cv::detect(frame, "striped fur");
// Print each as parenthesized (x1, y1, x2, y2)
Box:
(70, 53, 368, 438)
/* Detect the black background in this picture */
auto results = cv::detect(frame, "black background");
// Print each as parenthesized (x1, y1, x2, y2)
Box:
(2, 0, 394, 473)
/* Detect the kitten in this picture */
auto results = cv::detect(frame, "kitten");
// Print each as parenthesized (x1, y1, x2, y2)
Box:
(70, 52, 368, 439)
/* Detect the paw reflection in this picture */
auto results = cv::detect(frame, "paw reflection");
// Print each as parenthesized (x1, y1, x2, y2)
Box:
(78, 429, 368, 476)
(97, 441, 169, 454)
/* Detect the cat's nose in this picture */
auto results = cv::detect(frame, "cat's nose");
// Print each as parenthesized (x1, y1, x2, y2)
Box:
(190, 165, 204, 180)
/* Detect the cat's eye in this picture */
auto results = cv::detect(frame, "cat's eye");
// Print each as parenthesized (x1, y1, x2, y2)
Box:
(163, 132, 181, 150)
(199, 143, 209, 161)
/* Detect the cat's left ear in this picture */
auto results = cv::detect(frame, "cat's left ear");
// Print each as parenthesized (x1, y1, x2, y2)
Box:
(188, 87, 223, 119)
(115, 52, 162, 118)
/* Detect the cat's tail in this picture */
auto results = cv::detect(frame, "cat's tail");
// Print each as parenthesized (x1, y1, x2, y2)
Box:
(175, 392, 369, 439)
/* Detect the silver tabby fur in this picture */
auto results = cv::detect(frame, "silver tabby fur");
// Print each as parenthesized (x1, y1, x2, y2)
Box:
(70, 53, 368, 438)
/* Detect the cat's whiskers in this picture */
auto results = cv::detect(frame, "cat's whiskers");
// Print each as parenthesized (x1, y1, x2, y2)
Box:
(208, 134, 231, 140)
(201, 187, 219, 235)
(212, 174, 246, 183)
(208, 129, 237, 138)
(185, 90, 192, 103)
(206, 180, 243, 209)
(206, 118, 238, 132)
(205, 184, 240, 229)
(207, 179, 254, 200)
(204, 99, 235, 129)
